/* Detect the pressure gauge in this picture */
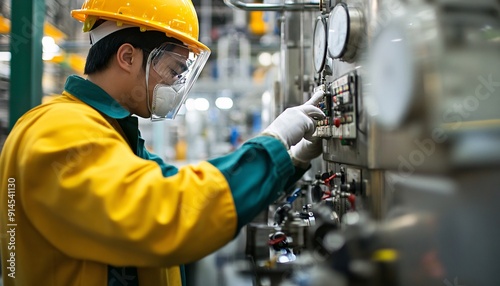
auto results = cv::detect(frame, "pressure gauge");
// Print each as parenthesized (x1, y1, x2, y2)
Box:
(328, 3, 364, 62)
(313, 17, 328, 73)
(367, 20, 416, 130)
(328, 3, 348, 58)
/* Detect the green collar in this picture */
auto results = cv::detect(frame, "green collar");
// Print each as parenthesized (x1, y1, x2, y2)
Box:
(64, 75, 130, 119)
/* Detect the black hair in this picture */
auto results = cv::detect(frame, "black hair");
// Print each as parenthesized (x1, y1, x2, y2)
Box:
(84, 22, 183, 75)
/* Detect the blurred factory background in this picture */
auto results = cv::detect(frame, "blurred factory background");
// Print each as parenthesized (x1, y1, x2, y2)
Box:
(1, 0, 500, 286)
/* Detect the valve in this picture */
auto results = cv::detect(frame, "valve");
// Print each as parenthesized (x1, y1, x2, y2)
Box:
(324, 172, 341, 186)
(312, 173, 326, 203)
(299, 204, 316, 226)
(274, 203, 292, 225)
(340, 180, 361, 195)
(286, 187, 302, 204)
(268, 231, 288, 251)
(348, 194, 356, 211)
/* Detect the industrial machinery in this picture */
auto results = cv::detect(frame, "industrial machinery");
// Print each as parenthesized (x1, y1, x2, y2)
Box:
(224, 0, 500, 285)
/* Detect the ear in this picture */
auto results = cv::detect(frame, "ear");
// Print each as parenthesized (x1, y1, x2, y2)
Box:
(116, 43, 139, 73)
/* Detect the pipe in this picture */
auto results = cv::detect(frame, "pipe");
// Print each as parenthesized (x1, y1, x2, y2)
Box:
(223, 0, 319, 11)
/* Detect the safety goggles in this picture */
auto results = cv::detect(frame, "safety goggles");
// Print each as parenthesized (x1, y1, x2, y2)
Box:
(146, 42, 210, 120)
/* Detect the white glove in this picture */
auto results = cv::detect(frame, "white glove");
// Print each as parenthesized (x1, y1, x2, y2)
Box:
(303, 89, 325, 105)
(262, 90, 325, 149)
(289, 137, 323, 168)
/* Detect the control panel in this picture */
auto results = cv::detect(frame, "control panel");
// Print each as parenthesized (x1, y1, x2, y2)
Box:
(315, 72, 358, 143)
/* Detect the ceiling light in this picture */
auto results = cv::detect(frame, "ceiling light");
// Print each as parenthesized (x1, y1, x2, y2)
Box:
(194, 98, 210, 111)
(215, 97, 233, 109)
(258, 52, 272, 66)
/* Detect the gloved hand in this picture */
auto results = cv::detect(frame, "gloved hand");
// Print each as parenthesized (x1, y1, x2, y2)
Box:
(262, 90, 325, 149)
(289, 137, 323, 168)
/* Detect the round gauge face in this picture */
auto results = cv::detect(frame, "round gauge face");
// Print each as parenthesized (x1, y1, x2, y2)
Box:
(328, 3, 349, 58)
(367, 21, 416, 130)
(313, 18, 328, 73)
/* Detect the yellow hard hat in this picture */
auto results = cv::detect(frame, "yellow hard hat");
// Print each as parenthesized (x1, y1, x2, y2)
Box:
(71, 0, 209, 53)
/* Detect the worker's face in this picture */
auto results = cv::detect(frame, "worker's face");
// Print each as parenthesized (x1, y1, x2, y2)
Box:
(130, 44, 189, 118)
(148, 46, 189, 86)
(130, 41, 209, 120)
(145, 43, 192, 119)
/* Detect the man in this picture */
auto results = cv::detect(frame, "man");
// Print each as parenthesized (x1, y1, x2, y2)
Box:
(0, 0, 324, 285)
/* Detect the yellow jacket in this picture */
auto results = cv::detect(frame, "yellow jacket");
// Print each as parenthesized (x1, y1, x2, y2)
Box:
(0, 75, 304, 285)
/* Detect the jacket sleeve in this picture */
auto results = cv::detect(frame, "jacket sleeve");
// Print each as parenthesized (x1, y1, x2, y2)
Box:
(141, 134, 301, 231)
(141, 144, 179, 177)
(19, 105, 238, 267)
(208, 136, 298, 229)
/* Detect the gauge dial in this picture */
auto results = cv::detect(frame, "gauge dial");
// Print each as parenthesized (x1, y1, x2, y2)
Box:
(328, 3, 349, 58)
(368, 21, 416, 130)
(313, 17, 328, 73)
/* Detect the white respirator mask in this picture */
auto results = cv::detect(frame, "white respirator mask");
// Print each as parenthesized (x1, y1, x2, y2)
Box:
(145, 42, 209, 120)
